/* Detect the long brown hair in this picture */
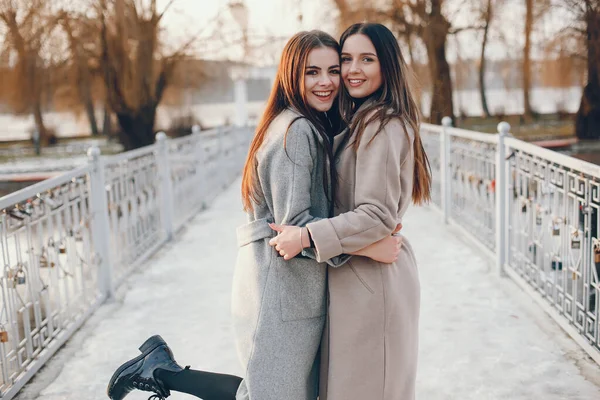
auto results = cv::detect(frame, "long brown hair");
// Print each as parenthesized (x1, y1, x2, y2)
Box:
(241, 31, 341, 212)
(339, 23, 431, 205)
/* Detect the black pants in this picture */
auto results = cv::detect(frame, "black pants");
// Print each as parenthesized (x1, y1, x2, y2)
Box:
(156, 367, 242, 400)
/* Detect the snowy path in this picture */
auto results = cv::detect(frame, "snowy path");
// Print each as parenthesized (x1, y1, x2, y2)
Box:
(15, 178, 600, 400)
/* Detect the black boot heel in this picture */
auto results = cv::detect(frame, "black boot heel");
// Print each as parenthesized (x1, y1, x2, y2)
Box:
(139, 335, 167, 354)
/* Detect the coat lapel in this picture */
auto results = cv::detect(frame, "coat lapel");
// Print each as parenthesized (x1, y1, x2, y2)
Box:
(333, 127, 350, 157)
(333, 98, 378, 157)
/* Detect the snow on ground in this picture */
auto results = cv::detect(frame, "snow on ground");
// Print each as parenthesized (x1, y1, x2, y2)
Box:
(14, 178, 600, 400)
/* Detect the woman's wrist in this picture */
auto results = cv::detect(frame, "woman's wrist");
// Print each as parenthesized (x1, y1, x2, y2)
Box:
(301, 227, 311, 249)
(307, 228, 315, 248)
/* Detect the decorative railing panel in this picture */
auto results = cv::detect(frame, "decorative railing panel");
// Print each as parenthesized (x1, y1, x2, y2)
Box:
(424, 119, 600, 363)
(104, 149, 164, 284)
(0, 126, 252, 399)
(506, 139, 600, 353)
(448, 132, 497, 253)
(0, 167, 102, 398)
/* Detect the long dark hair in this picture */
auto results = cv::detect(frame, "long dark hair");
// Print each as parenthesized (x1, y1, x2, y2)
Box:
(241, 30, 340, 213)
(339, 22, 431, 205)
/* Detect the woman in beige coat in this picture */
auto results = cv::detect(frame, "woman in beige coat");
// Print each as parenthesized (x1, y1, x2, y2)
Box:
(269, 23, 432, 400)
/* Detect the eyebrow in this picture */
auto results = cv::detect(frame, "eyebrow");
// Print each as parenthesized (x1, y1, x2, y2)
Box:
(306, 65, 340, 69)
(341, 52, 377, 57)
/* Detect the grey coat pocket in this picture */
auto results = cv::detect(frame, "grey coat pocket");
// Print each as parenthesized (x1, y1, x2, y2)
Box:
(277, 257, 326, 321)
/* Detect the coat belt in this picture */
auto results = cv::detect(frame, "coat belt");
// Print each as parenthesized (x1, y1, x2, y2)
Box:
(236, 217, 275, 247)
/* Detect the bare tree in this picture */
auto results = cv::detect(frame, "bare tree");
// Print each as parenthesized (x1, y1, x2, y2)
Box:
(479, 0, 493, 118)
(0, 0, 62, 145)
(564, 0, 600, 139)
(522, 0, 552, 121)
(523, 0, 534, 119)
(94, 0, 193, 150)
(61, 12, 100, 136)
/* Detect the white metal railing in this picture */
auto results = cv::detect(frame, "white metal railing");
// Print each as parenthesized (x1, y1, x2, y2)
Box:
(0, 126, 252, 398)
(421, 120, 600, 365)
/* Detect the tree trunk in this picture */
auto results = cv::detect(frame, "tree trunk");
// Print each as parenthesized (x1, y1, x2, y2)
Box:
(65, 18, 100, 137)
(425, 4, 454, 125)
(32, 97, 50, 146)
(404, 31, 424, 113)
(103, 101, 113, 137)
(81, 84, 100, 136)
(523, 0, 534, 120)
(406, 32, 415, 65)
(575, 5, 600, 139)
(115, 105, 158, 150)
(479, 0, 492, 118)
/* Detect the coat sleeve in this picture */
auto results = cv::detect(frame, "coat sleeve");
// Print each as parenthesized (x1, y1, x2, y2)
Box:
(262, 118, 351, 267)
(301, 247, 350, 267)
(306, 119, 413, 263)
(263, 118, 320, 226)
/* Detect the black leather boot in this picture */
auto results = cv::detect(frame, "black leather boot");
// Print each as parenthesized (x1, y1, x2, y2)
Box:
(107, 335, 183, 400)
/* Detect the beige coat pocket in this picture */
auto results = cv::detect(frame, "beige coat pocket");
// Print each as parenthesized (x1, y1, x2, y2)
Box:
(348, 260, 375, 294)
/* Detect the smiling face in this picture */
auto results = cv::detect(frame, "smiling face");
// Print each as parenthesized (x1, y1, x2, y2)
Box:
(341, 34, 382, 99)
(303, 47, 341, 112)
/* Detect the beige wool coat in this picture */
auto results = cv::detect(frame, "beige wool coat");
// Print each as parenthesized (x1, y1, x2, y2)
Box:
(306, 112, 421, 400)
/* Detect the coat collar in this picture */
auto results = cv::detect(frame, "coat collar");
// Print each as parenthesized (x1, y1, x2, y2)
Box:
(354, 96, 377, 114)
(281, 107, 328, 146)
(333, 97, 377, 156)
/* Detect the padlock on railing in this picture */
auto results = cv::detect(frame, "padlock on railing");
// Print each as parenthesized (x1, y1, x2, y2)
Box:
(551, 259, 563, 270)
(528, 180, 537, 197)
(0, 330, 8, 343)
(528, 242, 537, 258)
(16, 270, 26, 285)
(571, 230, 581, 250)
(551, 217, 561, 236)
(7, 268, 26, 287)
(536, 206, 543, 226)
(594, 242, 600, 264)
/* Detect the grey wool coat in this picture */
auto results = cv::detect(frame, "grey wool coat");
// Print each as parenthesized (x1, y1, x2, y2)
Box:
(231, 108, 344, 400)
(307, 112, 421, 400)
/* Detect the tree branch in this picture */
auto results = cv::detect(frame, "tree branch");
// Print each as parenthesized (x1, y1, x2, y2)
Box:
(450, 24, 486, 35)
(157, 0, 176, 21)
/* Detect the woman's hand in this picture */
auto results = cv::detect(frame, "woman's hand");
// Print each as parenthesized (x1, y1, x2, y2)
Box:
(352, 235, 402, 263)
(268, 224, 307, 260)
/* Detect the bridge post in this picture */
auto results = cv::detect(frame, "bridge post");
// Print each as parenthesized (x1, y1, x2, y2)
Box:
(234, 78, 248, 127)
(441, 117, 453, 224)
(496, 122, 511, 276)
(230, 65, 249, 127)
(87, 146, 114, 298)
(192, 125, 207, 208)
(156, 132, 175, 240)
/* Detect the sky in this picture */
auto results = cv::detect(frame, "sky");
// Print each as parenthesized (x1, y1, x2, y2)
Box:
(157, 0, 573, 64)
(158, 0, 329, 62)
(159, 0, 326, 36)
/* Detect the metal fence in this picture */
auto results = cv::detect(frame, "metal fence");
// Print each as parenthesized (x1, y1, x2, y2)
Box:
(0, 126, 251, 398)
(421, 120, 600, 365)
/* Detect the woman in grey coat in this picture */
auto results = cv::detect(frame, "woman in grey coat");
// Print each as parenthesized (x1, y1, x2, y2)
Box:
(106, 30, 400, 400)
(270, 23, 432, 400)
